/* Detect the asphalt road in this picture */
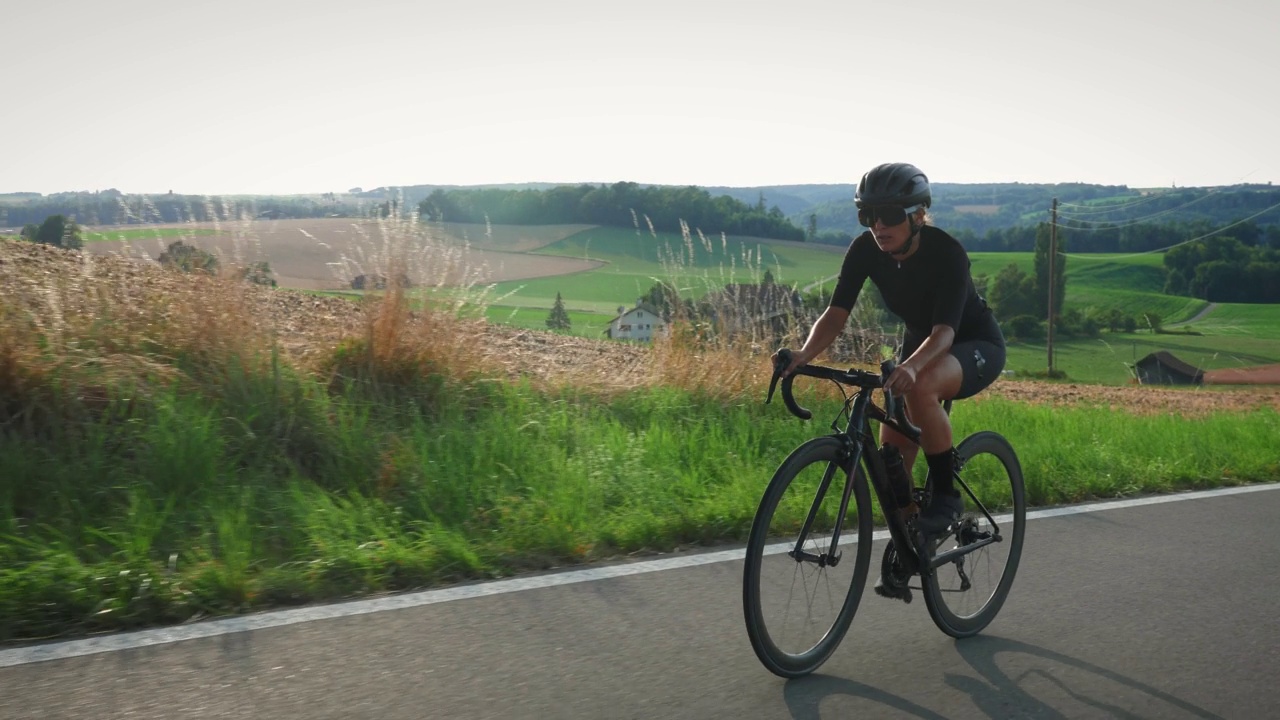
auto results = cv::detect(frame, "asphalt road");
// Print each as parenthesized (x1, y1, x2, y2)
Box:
(3, 485, 1279, 719)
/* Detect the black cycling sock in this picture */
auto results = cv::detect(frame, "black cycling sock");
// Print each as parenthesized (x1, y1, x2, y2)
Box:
(925, 449, 958, 496)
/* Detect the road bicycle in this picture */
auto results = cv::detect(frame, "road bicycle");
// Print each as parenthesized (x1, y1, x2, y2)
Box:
(742, 349, 1026, 678)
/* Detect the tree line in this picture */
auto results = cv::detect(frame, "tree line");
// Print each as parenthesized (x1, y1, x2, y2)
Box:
(1163, 236, 1280, 303)
(417, 182, 807, 242)
(0, 190, 365, 227)
(803, 184, 1280, 239)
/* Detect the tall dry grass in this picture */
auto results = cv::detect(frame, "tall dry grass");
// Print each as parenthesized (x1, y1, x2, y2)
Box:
(642, 217, 890, 402)
(0, 242, 272, 429)
(0, 207, 506, 433)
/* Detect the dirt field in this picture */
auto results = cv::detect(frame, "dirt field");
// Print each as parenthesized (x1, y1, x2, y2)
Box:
(980, 378, 1280, 416)
(1204, 364, 1280, 385)
(81, 219, 600, 290)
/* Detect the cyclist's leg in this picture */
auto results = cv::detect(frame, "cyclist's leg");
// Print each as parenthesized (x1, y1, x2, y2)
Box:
(880, 334, 935, 473)
(875, 350, 964, 597)
(901, 353, 963, 456)
(913, 339, 1006, 532)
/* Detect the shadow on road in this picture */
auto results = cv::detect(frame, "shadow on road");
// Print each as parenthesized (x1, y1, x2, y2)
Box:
(781, 635, 1223, 719)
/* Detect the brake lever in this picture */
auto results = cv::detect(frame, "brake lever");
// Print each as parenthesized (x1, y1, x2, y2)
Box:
(766, 349, 792, 405)
(879, 359, 897, 411)
(879, 359, 921, 439)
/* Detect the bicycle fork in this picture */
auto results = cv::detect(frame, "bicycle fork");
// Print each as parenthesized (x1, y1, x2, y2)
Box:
(788, 452, 850, 567)
(786, 434, 925, 576)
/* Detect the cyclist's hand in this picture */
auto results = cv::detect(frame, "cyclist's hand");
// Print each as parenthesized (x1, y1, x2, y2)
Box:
(771, 348, 810, 378)
(885, 363, 918, 395)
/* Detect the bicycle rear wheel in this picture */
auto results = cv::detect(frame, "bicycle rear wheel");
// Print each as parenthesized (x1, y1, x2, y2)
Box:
(921, 430, 1026, 638)
(743, 436, 873, 677)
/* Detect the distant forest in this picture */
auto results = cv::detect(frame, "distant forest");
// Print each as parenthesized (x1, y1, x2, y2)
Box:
(6, 181, 1278, 245)
(417, 182, 806, 241)
(0, 189, 363, 227)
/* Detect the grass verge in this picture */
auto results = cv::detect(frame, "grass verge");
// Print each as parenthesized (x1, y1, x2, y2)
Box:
(2, 235, 1277, 643)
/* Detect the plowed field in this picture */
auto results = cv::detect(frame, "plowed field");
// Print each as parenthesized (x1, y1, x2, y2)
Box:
(81, 218, 600, 290)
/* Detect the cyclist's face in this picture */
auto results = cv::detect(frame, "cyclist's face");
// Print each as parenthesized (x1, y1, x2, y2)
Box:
(870, 211, 913, 254)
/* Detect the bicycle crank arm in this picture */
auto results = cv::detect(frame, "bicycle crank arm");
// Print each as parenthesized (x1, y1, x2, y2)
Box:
(789, 548, 841, 567)
(929, 535, 1000, 570)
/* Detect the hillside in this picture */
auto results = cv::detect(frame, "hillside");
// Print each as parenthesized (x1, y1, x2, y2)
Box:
(0, 239, 643, 388)
(3, 238, 1278, 416)
(8, 183, 1278, 244)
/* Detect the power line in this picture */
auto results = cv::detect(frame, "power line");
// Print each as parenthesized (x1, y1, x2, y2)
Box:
(1055, 190, 1176, 214)
(1055, 187, 1239, 228)
(1057, 198, 1280, 261)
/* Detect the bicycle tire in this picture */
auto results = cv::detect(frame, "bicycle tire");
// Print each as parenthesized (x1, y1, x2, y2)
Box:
(921, 430, 1026, 638)
(743, 436, 873, 677)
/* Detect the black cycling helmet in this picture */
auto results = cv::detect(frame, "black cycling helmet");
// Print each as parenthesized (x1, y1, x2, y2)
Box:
(855, 163, 931, 209)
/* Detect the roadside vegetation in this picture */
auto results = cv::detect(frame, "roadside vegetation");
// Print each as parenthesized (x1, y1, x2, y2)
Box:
(3, 231, 1278, 644)
(4, 196, 1280, 643)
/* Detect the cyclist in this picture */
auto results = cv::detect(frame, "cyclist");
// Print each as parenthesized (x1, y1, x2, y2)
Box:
(774, 162, 1006, 536)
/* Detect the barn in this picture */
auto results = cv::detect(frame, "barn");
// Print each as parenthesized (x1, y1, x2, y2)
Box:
(1131, 351, 1203, 386)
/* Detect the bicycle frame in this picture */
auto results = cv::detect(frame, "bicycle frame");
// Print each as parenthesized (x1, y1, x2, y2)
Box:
(778, 367, 1005, 577)
(788, 386, 926, 574)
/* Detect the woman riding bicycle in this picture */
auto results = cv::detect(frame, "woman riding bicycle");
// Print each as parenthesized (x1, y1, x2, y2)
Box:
(774, 162, 1006, 535)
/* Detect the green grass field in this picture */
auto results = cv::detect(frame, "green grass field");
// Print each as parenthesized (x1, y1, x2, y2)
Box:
(461, 232, 1280, 386)
(4, 367, 1277, 642)
(935, 250, 1280, 383)
(276, 229, 1280, 387)
(484, 304, 616, 338)
(1007, 334, 1279, 384)
(969, 252, 1207, 323)
(82, 227, 218, 243)
(484, 226, 842, 310)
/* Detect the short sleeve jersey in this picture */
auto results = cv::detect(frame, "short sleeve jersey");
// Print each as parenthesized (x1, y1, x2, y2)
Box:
(829, 225, 991, 340)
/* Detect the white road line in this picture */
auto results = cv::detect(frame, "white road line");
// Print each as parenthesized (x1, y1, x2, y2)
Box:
(2, 482, 1277, 668)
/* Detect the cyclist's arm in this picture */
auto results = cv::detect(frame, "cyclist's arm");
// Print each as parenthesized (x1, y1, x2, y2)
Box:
(779, 305, 850, 376)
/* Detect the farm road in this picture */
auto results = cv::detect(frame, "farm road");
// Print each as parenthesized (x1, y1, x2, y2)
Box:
(4, 485, 1279, 719)
(1166, 302, 1219, 327)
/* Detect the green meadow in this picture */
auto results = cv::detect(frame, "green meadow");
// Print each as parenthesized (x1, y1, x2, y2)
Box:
(484, 226, 842, 312)
(460, 228, 1280, 385)
(82, 227, 218, 243)
(970, 252, 1280, 383)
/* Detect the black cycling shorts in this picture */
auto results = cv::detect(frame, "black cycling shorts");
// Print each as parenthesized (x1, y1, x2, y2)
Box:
(900, 317, 1006, 400)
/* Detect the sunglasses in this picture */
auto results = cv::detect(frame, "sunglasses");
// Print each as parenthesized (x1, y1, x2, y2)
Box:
(857, 205, 920, 228)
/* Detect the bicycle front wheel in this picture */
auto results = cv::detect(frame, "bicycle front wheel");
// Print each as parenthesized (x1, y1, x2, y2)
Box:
(921, 430, 1026, 638)
(743, 436, 873, 677)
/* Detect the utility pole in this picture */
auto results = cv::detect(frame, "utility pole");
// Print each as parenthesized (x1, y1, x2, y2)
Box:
(1047, 198, 1058, 375)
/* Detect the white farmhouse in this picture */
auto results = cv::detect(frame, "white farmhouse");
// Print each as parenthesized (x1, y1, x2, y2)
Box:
(607, 302, 664, 342)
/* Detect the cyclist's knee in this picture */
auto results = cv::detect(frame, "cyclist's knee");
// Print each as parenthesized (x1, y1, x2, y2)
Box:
(908, 364, 962, 404)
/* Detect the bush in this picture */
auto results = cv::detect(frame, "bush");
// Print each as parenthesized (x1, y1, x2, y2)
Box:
(1004, 314, 1045, 341)
(1057, 308, 1101, 338)
(241, 261, 277, 287)
(21, 215, 82, 250)
(158, 241, 218, 274)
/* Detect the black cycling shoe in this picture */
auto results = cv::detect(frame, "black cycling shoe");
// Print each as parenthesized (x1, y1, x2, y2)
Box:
(917, 490, 963, 535)
(874, 541, 913, 603)
(874, 574, 913, 603)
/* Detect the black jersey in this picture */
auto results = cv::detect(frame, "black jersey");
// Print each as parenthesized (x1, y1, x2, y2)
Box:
(829, 225, 997, 342)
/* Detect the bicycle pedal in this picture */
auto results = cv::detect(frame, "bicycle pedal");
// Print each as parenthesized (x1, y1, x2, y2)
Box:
(873, 577, 913, 604)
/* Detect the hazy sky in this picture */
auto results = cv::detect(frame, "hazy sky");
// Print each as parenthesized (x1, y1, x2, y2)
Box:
(5, 0, 1276, 195)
